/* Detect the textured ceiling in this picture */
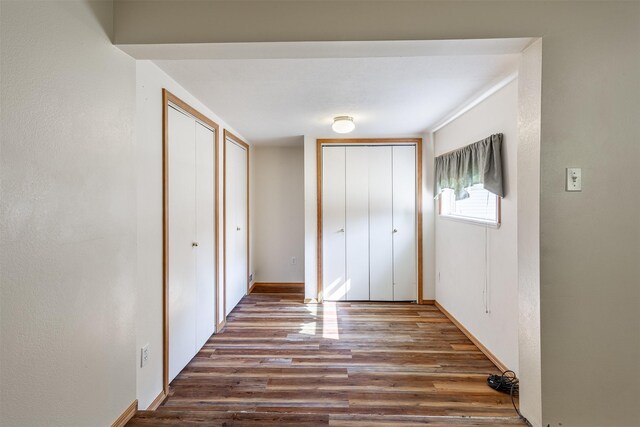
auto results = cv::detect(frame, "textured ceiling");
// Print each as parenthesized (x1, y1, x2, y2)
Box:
(151, 40, 527, 145)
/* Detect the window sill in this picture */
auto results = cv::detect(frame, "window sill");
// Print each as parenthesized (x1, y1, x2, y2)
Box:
(439, 214, 501, 229)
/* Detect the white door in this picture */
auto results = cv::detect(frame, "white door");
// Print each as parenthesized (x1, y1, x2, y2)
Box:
(195, 122, 216, 348)
(369, 146, 394, 301)
(322, 146, 347, 301)
(225, 139, 248, 315)
(168, 106, 197, 381)
(392, 145, 417, 301)
(345, 147, 369, 300)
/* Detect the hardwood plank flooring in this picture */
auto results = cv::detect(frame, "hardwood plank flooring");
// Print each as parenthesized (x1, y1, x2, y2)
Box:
(128, 285, 525, 426)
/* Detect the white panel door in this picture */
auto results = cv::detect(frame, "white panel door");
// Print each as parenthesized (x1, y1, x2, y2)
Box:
(225, 139, 248, 315)
(345, 147, 369, 300)
(195, 123, 216, 348)
(168, 106, 197, 381)
(322, 146, 347, 301)
(369, 146, 394, 301)
(392, 146, 417, 301)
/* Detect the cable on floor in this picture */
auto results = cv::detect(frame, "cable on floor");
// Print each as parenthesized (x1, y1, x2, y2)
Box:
(487, 370, 522, 418)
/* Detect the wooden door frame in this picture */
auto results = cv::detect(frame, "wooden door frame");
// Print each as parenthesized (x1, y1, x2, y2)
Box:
(222, 130, 250, 326)
(316, 138, 424, 304)
(162, 89, 220, 396)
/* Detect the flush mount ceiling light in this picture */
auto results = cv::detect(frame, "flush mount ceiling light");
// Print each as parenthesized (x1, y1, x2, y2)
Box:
(332, 116, 355, 134)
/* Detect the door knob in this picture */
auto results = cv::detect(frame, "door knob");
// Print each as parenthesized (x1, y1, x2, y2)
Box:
(393, 229, 398, 233)
(237, 226, 241, 231)
(192, 242, 199, 247)
(338, 228, 345, 233)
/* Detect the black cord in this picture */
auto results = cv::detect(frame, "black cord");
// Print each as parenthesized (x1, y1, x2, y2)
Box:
(487, 370, 522, 418)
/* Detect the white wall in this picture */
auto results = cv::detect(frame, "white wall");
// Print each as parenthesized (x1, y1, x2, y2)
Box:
(253, 145, 305, 283)
(517, 40, 542, 424)
(303, 135, 434, 301)
(114, 4, 640, 424)
(0, 1, 137, 425)
(135, 60, 250, 409)
(434, 79, 519, 373)
(422, 133, 436, 301)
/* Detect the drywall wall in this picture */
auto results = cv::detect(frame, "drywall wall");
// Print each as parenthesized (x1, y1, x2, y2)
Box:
(422, 133, 436, 302)
(303, 135, 433, 302)
(135, 60, 250, 409)
(303, 135, 319, 300)
(0, 1, 137, 425)
(517, 39, 542, 426)
(115, 3, 640, 425)
(252, 145, 305, 283)
(434, 79, 519, 373)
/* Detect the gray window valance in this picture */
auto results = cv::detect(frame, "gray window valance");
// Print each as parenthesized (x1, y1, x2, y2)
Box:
(435, 133, 504, 200)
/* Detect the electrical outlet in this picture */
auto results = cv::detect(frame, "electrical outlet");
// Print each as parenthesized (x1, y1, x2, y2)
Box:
(291, 256, 296, 265)
(141, 344, 149, 368)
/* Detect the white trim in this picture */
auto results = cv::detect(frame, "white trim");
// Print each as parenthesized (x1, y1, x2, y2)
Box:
(439, 214, 500, 229)
(429, 71, 518, 133)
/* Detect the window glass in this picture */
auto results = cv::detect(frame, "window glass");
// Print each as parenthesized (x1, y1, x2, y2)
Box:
(440, 184, 499, 224)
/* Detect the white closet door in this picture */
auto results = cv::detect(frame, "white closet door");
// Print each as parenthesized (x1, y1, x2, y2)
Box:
(195, 123, 216, 348)
(168, 106, 197, 381)
(225, 139, 248, 315)
(392, 145, 417, 301)
(369, 146, 394, 301)
(322, 146, 347, 301)
(345, 147, 369, 300)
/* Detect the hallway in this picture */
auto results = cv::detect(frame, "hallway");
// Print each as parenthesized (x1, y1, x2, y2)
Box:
(128, 285, 524, 426)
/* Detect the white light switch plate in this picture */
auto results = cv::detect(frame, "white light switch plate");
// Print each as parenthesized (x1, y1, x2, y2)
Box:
(566, 168, 582, 192)
(141, 344, 149, 367)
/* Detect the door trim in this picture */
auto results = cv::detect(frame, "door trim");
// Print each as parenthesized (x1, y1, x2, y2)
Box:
(162, 89, 220, 395)
(316, 138, 423, 304)
(223, 130, 250, 321)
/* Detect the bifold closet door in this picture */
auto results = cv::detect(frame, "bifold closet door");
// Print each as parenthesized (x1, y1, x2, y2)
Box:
(322, 146, 346, 301)
(225, 139, 248, 315)
(168, 106, 197, 382)
(392, 145, 417, 301)
(369, 146, 394, 301)
(195, 123, 216, 349)
(345, 147, 370, 300)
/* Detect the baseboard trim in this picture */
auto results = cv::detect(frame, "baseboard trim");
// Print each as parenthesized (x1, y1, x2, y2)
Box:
(421, 299, 436, 305)
(435, 301, 509, 373)
(111, 399, 137, 427)
(248, 281, 257, 294)
(304, 298, 319, 304)
(216, 319, 226, 332)
(147, 391, 167, 411)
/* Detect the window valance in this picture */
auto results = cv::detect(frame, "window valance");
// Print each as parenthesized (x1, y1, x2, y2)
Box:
(435, 133, 504, 200)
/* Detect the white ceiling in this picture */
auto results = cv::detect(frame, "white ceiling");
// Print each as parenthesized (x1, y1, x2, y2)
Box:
(149, 39, 531, 145)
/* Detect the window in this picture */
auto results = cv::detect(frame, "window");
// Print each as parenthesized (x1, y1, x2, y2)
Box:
(439, 184, 500, 226)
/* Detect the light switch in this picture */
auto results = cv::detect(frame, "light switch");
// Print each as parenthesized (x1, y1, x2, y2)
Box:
(566, 168, 582, 192)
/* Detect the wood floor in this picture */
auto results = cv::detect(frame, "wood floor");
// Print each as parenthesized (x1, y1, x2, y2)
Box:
(128, 284, 525, 426)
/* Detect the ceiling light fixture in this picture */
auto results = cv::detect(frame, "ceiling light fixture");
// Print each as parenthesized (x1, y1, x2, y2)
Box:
(332, 116, 355, 134)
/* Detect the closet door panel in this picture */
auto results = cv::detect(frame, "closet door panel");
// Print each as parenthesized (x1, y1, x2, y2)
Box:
(236, 142, 248, 302)
(195, 123, 216, 348)
(345, 147, 370, 300)
(322, 146, 346, 301)
(224, 142, 237, 316)
(225, 140, 248, 315)
(392, 146, 417, 301)
(168, 107, 197, 381)
(369, 146, 394, 301)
